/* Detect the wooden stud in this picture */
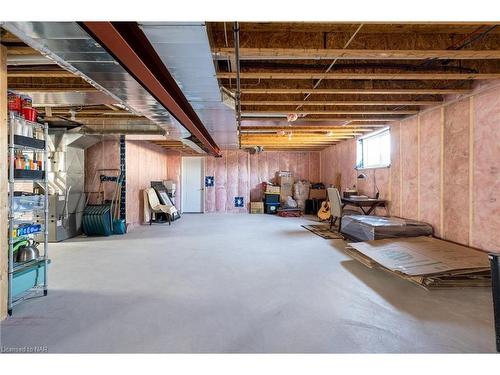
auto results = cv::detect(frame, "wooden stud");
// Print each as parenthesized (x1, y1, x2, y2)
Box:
(468, 96, 474, 247)
(440, 106, 445, 237)
(417, 115, 421, 221)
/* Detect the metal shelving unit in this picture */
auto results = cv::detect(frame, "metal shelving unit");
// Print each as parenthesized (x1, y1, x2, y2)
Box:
(7, 112, 49, 316)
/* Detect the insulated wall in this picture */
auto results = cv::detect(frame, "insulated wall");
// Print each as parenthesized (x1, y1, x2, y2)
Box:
(320, 82, 500, 253)
(204, 151, 321, 213)
(125, 141, 170, 226)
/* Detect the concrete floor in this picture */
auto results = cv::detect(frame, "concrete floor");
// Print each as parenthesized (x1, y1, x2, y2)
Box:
(0, 214, 496, 353)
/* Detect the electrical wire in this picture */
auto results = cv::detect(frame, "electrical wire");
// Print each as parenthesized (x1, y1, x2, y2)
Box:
(295, 24, 364, 111)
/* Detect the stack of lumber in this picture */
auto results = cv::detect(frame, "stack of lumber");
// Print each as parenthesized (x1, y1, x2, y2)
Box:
(344, 236, 491, 290)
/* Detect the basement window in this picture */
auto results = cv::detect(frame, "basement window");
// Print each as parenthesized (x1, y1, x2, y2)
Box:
(356, 128, 391, 169)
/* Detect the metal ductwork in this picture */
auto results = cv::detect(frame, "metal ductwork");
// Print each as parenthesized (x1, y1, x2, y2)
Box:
(138, 22, 238, 150)
(78, 22, 221, 156)
(3, 22, 190, 140)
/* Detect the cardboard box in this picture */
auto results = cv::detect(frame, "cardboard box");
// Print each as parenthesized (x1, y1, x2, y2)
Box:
(265, 185, 281, 194)
(309, 189, 327, 200)
(250, 201, 264, 214)
(278, 175, 294, 186)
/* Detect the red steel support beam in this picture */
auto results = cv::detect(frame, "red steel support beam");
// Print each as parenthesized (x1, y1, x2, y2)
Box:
(79, 22, 221, 156)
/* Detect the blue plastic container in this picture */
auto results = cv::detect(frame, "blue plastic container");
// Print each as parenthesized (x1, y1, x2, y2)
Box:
(12, 260, 49, 298)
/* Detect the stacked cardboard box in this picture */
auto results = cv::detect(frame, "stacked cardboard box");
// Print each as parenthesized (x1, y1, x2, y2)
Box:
(276, 171, 293, 203)
(250, 202, 264, 214)
(344, 236, 491, 290)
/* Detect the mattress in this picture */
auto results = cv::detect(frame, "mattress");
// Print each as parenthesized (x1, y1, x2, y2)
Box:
(340, 215, 433, 241)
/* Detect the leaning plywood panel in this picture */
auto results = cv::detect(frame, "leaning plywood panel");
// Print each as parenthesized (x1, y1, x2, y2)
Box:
(419, 109, 442, 235)
(443, 99, 470, 246)
(472, 87, 500, 252)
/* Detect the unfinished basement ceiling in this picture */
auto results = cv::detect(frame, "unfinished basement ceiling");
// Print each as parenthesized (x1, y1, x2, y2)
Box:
(139, 22, 238, 149)
(208, 22, 500, 151)
(3, 22, 190, 139)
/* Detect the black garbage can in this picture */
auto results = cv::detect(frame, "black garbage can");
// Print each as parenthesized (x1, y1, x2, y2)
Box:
(489, 253, 500, 352)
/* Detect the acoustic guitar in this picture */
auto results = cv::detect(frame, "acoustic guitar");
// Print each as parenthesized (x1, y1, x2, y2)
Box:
(317, 201, 331, 221)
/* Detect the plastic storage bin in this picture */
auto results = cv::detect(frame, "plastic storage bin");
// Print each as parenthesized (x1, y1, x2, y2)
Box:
(265, 203, 280, 214)
(12, 260, 49, 298)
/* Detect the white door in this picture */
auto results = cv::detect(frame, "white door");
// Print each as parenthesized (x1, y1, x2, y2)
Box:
(182, 157, 204, 213)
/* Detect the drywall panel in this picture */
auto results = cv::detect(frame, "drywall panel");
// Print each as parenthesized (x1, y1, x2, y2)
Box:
(472, 88, 500, 252)
(419, 109, 442, 236)
(443, 99, 470, 245)
(400, 117, 419, 220)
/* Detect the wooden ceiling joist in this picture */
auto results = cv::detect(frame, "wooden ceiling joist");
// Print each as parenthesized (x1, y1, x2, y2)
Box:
(243, 110, 417, 115)
(237, 88, 470, 95)
(241, 118, 396, 124)
(241, 100, 441, 106)
(241, 126, 378, 131)
(214, 47, 500, 60)
(218, 72, 500, 80)
(8, 70, 77, 78)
